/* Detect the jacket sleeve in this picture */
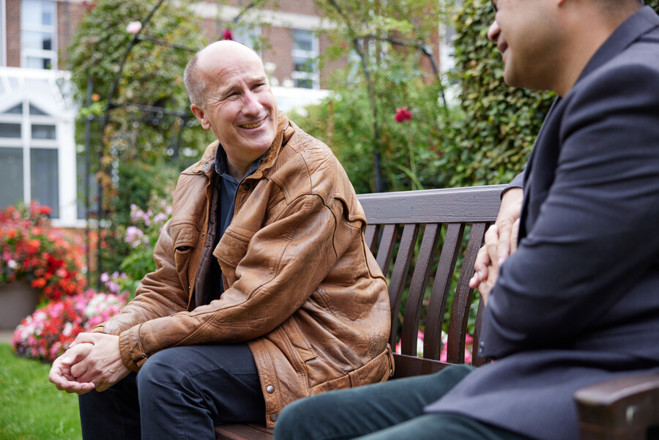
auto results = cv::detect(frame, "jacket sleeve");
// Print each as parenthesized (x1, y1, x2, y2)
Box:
(94, 220, 189, 349)
(481, 62, 659, 359)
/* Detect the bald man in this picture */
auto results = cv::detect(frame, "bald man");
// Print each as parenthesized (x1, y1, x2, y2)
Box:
(49, 41, 393, 439)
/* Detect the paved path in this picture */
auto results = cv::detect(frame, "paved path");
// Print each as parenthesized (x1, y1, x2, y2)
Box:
(0, 330, 14, 344)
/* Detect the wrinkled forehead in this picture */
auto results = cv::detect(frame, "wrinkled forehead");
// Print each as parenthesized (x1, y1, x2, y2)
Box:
(200, 55, 267, 92)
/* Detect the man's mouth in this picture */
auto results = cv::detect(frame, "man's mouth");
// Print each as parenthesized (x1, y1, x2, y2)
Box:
(239, 118, 265, 129)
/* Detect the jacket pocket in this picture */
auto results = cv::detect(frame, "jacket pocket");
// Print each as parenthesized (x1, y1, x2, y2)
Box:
(216, 229, 251, 285)
(170, 223, 199, 292)
(277, 318, 317, 375)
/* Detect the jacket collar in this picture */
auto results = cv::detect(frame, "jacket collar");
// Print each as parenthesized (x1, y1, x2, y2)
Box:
(576, 6, 659, 85)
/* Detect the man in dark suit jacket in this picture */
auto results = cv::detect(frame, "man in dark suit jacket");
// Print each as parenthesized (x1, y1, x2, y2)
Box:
(274, 0, 659, 439)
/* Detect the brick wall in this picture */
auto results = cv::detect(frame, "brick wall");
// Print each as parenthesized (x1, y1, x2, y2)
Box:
(56, 1, 87, 68)
(6, 0, 20, 67)
(261, 26, 294, 86)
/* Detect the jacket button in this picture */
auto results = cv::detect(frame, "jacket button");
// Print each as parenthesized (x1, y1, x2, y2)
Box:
(270, 414, 278, 422)
(266, 385, 274, 393)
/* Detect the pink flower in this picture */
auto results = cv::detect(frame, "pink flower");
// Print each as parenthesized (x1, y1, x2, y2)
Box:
(126, 21, 142, 35)
(394, 107, 413, 123)
(394, 330, 424, 356)
(125, 226, 145, 247)
(223, 29, 234, 40)
(12, 291, 127, 362)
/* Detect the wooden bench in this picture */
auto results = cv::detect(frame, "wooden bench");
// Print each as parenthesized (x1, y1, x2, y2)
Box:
(216, 185, 659, 440)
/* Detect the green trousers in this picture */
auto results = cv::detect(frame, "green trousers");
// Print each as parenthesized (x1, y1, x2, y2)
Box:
(274, 365, 528, 440)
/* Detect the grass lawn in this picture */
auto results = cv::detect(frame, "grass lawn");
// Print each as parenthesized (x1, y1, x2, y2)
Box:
(0, 343, 82, 440)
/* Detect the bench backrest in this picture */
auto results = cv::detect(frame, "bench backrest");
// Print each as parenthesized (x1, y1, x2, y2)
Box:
(357, 185, 504, 378)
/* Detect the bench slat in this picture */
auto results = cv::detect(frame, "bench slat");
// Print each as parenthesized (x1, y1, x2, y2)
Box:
(424, 222, 464, 360)
(375, 224, 397, 281)
(357, 185, 505, 224)
(215, 424, 273, 440)
(400, 223, 441, 356)
(446, 222, 486, 363)
(386, 224, 419, 348)
(392, 353, 448, 379)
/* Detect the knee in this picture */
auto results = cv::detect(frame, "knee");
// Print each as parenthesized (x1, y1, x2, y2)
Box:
(136, 350, 181, 398)
(275, 396, 327, 440)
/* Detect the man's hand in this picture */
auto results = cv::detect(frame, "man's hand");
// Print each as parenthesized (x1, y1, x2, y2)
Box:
(469, 187, 523, 302)
(49, 343, 96, 394)
(69, 333, 131, 392)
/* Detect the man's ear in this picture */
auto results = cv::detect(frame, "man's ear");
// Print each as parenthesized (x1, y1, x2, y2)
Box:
(191, 104, 211, 130)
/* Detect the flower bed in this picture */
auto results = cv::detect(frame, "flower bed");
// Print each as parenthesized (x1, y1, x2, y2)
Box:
(12, 289, 127, 362)
(0, 202, 86, 302)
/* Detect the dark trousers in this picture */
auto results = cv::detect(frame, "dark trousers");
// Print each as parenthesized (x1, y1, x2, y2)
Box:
(274, 365, 528, 440)
(79, 344, 264, 440)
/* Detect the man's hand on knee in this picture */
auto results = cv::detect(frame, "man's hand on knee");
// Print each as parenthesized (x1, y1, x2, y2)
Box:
(49, 342, 96, 394)
(70, 333, 130, 392)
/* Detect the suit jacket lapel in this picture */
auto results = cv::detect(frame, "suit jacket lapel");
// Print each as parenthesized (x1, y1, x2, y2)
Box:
(577, 6, 659, 83)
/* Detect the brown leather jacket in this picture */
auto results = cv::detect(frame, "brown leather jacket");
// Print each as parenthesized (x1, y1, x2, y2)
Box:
(96, 114, 393, 427)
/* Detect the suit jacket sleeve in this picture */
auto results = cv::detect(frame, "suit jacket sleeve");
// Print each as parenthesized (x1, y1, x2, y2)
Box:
(481, 60, 659, 359)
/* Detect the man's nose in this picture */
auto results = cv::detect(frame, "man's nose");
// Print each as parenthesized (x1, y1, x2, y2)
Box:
(242, 91, 263, 114)
(487, 20, 500, 43)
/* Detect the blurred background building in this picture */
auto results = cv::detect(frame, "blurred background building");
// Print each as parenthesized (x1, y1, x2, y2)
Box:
(0, 0, 444, 226)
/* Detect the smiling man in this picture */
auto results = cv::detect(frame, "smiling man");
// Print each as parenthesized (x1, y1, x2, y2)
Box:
(48, 40, 393, 439)
(274, 0, 659, 439)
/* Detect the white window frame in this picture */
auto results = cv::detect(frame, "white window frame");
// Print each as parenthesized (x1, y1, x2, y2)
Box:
(0, 68, 78, 226)
(291, 29, 319, 90)
(21, 0, 58, 70)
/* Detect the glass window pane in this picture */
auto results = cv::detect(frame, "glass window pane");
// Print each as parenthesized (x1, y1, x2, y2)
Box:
(30, 148, 59, 218)
(21, 30, 52, 50)
(29, 104, 48, 116)
(2, 104, 23, 115)
(25, 56, 52, 70)
(293, 30, 313, 52)
(22, 0, 54, 27)
(32, 124, 56, 139)
(295, 78, 313, 89)
(41, 2, 54, 26)
(21, 0, 40, 26)
(294, 57, 314, 74)
(0, 148, 24, 209)
(0, 123, 21, 138)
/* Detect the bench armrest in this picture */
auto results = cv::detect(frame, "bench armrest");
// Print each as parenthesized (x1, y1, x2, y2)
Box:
(574, 372, 659, 439)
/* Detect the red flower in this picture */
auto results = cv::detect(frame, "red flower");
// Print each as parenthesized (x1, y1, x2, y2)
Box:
(0, 201, 86, 301)
(223, 29, 234, 40)
(82, 1, 97, 12)
(31, 278, 47, 288)
(394, 107, 413, 123)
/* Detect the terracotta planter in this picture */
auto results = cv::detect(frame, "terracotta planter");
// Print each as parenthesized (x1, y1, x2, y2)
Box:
(0, 282, 41, 330)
